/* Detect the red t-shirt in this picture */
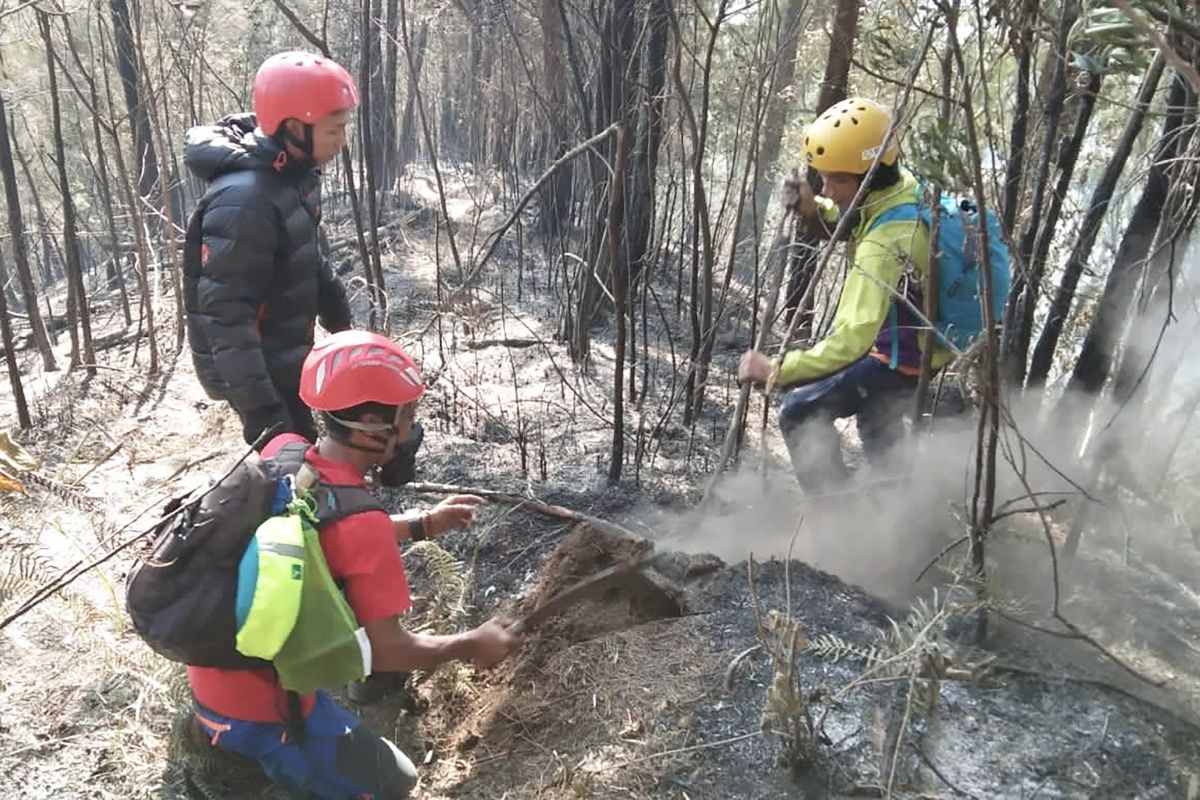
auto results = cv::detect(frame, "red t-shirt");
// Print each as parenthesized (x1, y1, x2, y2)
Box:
(188, 433, 412, 722)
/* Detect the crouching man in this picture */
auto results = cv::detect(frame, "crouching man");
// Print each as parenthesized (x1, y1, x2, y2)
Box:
(187, 330, 521, 798)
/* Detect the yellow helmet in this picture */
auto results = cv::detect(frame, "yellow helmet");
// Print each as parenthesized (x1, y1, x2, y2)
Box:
(802, 98, 898, 175)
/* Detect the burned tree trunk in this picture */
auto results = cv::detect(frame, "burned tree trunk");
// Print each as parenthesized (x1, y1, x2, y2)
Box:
(383, 0, 400, 188)
(360, 0, 386, 325)
(0, 93, 57, 373)
(1009, 64, 1102, 386)
(0, 259, 29, 428)
(1001, 0, 1036, 237)
(1067, 72, 1191, 396)
(1027, 53, 1166, 387)
(784, 0, 859, 330)
(397, 21, 428, 168)
(109, 0, 163, 225)
(40, 12, 96, 375)
(739, 0, 806, 249)
(1001, 0, 1078, 386)
(537, 0, 574, 235)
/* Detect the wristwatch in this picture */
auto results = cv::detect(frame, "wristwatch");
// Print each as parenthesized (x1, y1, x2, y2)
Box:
(408, 514, 428, 542)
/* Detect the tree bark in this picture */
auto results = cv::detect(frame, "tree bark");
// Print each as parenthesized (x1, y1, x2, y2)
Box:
(360, 0, 386, 326)
(1067, 72, 1191, 396)
(1009, 66, 1102, 385)
(109, 0, 162, 226)
(40, 12, 97, 375)
(0, 93, 58, 372)
(784, 0, 859, 330)
(1001, 0, 1036, 237)
(738, 0, 806, 250)
(383, 0, 400, 188)
(397, 21, 428, 168)
(537, 0, 574, 235)
(0, 254, 29, 428)
(608, 122, 629, 486)
(1001, 0, 1078, 385)
(1027, 52, 1166, 387)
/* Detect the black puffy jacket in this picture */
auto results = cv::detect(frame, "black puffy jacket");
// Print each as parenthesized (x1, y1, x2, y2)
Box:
(182, 113, 352, 433)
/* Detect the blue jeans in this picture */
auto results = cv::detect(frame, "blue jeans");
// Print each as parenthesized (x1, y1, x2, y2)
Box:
(777, 357, 917, 490)
(193, 691, 418, 799)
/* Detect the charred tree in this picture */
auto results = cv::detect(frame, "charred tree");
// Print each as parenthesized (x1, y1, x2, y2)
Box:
(0, 258, 29, 428)
(740, 0, 807, 248)
(109, 0, 164, 225)
(1027, 53, 1166, 387)
(1001, 0, 1037, 237)
(1067, 71, 1191, 396)
(397, 21, 428, 168)
(537, 0, 574, 235)
(0, 93, 57, 373)
(40, 12, 96, 374)
(1009, 63, 1102, 385)
(784, 0, 859, 330)
(1001, 0, 1078, 385)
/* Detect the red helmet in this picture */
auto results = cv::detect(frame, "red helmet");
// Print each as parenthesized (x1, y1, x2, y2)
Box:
(252, 51, 359, 136)
(300, 331, 424, 412)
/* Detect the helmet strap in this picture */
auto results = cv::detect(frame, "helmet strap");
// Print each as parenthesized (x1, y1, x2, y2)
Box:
(319, 407, 403, 456)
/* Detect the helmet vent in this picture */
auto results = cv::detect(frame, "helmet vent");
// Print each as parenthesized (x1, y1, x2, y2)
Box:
(816, 146, 825, 156)
(833, 120, 841, 128)
(851, 117, 859, 125)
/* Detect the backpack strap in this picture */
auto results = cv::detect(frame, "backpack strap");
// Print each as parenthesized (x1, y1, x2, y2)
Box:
(866, 203, 923, 370)
(306, 483, 384, 528)
(270, 441, 385, 528)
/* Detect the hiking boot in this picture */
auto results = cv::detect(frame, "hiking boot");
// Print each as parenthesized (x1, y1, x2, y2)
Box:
(347, 671, 410, 705)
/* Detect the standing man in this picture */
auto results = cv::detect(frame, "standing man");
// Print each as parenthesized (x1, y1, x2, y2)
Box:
(183, 51, 357, 448)
(738, 98, 950, 491)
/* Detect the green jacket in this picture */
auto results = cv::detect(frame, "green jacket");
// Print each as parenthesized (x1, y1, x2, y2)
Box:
(776, 170, 950, 386)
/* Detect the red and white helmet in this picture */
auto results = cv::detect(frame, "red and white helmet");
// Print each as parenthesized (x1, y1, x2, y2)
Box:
(300, 330, 424, 412)
(252, 51, 359, 137)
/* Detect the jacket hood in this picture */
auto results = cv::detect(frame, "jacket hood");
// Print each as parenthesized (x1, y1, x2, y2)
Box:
(185, 113, 304, 182)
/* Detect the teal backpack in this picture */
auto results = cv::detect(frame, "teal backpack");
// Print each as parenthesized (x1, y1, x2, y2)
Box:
(867, 190, 1011, 353)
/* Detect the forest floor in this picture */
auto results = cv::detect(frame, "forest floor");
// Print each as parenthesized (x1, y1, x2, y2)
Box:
(1, 171, 1199, 798)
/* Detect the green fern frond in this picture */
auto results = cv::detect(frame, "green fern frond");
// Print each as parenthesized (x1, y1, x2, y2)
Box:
(807, 633, 886, 665)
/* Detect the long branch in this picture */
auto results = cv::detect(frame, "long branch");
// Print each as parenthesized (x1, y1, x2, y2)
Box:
(404, 480, 650, 543)
(461, 122, 620, 286)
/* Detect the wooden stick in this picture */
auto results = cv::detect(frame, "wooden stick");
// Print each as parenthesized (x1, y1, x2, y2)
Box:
(403, 480, 651, 544)
(703, 212, 794, 500)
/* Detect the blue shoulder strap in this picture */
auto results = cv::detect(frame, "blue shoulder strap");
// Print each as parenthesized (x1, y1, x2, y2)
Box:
(864, 203, 923, 369)
(866, 203, 921, 233)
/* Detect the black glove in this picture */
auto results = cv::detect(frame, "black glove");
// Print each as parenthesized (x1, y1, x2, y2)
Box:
(377, 421, 424, 487)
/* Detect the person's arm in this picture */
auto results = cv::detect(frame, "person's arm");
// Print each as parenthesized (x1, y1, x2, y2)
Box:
(390, 494, 486, 544)
(316, 254, 352, 333)
(192, 190, 292, 433)
(775, 234, 904, 386)
(364, 616, 518, 671)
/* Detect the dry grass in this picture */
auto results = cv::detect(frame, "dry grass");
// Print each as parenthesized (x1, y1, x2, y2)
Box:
(416, 615, 728, 799)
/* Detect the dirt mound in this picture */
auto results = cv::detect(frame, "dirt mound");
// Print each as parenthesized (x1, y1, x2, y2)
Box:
(519, 523, 682, 645)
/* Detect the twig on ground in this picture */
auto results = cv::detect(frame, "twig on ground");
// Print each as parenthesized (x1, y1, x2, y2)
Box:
(614, 730, 762, 767)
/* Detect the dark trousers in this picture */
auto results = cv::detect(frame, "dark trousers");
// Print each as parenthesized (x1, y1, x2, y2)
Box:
(235, 390, 318, 450)
(777, 357, 918, 490)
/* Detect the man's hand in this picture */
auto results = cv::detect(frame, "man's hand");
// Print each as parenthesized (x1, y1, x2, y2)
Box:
(468, 617, 522, 669)
(781, 170, 816, 217)
(738, 350, 774, 385)
(428, 494, 486, 536)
